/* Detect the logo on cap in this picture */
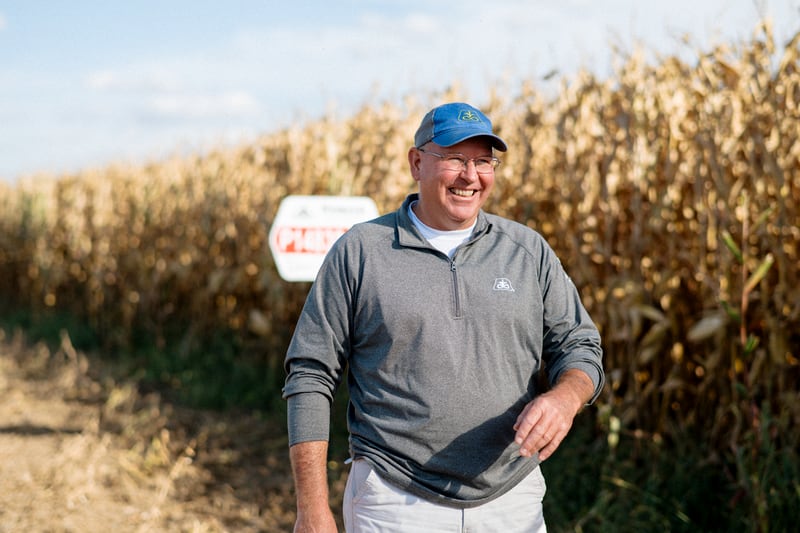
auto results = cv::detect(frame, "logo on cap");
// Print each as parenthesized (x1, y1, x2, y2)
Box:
(458, 110, 482, 122)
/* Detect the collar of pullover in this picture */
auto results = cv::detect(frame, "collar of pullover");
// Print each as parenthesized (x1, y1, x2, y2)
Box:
(396, 193, 492, 250)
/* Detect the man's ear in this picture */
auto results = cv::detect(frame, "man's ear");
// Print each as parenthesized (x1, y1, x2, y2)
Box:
(408, 148, 422, 182)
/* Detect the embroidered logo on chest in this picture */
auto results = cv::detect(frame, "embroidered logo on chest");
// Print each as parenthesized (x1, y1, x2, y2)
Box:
(493, 278, 515, 292)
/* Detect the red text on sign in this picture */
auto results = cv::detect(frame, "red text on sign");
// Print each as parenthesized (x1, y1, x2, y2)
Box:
(273, 226, 349, 254)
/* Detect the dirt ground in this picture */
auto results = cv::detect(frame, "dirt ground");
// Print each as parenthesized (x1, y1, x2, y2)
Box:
(0, 329, 347, 532)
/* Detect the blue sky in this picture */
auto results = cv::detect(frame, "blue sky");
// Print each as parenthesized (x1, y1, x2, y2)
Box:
(1, 1, 798, 182)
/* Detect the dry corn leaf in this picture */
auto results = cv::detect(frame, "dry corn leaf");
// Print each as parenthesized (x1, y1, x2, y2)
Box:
(687, 313, 728, 343)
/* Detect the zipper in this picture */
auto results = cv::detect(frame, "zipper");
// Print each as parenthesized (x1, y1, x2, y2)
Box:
(450, 259, 462, 318)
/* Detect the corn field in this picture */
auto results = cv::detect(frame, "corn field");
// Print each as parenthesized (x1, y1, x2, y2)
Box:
(1, 21, 799, 528)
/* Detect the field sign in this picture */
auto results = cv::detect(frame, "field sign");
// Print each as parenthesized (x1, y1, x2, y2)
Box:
(269, 195, 379, 282)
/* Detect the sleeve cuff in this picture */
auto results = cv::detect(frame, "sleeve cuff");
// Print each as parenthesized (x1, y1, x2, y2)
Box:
(286, 392, 332, 446)
(552, 362, 605, 405)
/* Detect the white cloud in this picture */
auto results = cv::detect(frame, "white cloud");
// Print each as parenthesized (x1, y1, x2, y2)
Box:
(84, 60, 261, 123)
(86, 68, 180, 93)
(228, 8, 549, 106)
(399, 13, 439, 34)
(148, 90, 260, 119)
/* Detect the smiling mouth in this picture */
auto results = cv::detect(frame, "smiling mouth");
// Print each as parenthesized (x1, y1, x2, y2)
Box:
(450, 188, 476, 197)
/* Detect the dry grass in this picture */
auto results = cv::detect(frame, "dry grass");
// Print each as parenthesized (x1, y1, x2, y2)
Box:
(0, 327, 330, 532)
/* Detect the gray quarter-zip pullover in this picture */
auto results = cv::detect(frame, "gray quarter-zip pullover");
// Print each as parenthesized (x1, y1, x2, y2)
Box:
(283, 193, 604, 507)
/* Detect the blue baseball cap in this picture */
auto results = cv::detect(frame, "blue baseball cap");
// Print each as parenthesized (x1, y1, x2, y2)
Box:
(414, 102, 507, 152)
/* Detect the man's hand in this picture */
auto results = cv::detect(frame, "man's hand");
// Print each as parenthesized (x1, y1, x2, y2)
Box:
(513, 369, 595, 461)
(290, 441, 338, 533)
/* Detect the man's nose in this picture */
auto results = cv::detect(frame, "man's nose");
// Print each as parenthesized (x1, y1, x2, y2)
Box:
(461, 160, 480, 180)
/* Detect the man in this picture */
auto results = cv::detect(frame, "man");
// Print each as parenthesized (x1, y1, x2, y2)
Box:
(283, 102, 604, 532)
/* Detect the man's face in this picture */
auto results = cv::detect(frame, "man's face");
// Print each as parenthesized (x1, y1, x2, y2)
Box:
(408, 137, 496, 231)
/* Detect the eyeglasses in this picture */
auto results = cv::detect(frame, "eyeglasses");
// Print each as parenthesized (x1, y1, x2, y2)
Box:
(418, 148, 501, 174)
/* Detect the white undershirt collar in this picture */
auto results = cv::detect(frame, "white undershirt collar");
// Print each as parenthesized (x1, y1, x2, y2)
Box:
(408, 201, 476, 258)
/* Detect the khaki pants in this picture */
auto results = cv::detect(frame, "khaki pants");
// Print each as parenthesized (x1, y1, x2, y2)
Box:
(343, 459, 547, 533)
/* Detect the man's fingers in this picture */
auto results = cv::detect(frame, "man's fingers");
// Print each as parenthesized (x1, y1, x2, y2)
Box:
(514, 403, 543, 440)
(514, 392, 578, 459)
(536, 437, 562, 461)
(518, 424, 566, 459)
(518, 425, 552, 457)
(514, 403, 549, 457)
(514, 405, 572, 459)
